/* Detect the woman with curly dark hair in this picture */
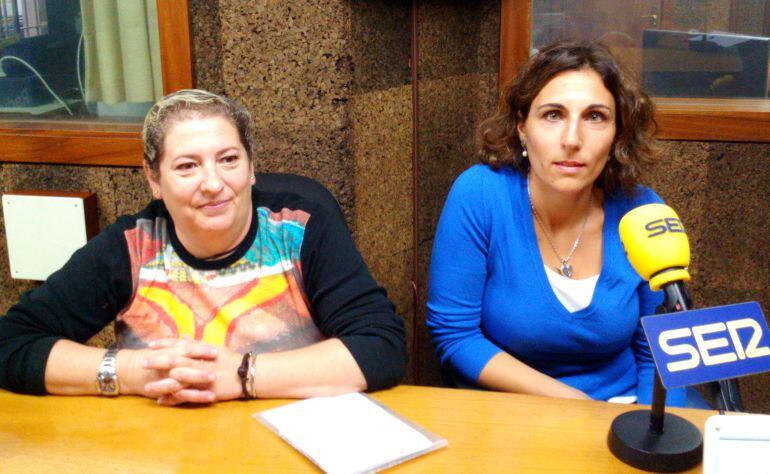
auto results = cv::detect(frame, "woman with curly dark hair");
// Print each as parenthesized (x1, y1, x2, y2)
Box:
(427, 42, 706, 407)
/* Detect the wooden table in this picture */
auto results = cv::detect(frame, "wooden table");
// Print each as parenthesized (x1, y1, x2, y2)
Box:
(0, 385, 714, 473)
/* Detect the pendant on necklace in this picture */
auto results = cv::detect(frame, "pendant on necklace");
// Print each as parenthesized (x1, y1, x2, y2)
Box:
(559, 261, 573, 278)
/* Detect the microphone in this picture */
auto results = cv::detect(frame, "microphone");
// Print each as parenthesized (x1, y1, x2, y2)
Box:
(619, 203, 690, 293)
(608, 203, 703, 472)
(619, 203, 742, 411)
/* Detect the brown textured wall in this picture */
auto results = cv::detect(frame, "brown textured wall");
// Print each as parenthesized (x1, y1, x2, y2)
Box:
(190, 0, 225, 95)
(348, 0, 414, 379)
(650, 141, 770, 412)
(212, 0, 355, 211)
(414, 0, 501, 386)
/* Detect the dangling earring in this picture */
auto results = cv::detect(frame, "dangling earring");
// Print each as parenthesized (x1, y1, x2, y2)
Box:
(521, 143, 528, 158)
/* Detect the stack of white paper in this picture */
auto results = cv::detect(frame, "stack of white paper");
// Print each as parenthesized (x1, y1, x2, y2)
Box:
(256, 392, 447, 473)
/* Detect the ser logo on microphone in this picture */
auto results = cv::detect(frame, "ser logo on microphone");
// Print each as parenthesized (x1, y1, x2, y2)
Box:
(645, 217, 685, 238)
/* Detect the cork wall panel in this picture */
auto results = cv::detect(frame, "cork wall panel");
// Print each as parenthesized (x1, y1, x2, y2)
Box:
(351, 86, 412, 314)
(189, 0, 224, 94)
(350, 87, 414, 377)
(651, 141, 770, 413)
(214, 0, 355, 216)
(349, 0, 412, 94)
(347, 0, 414, 379)
(414, 0, 501, 386)
(418, 1, 483, 80)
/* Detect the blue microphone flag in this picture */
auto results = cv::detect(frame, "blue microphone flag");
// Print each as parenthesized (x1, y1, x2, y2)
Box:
(642, 301, 770, 389)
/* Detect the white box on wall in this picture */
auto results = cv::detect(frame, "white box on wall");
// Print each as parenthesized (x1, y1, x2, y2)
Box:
(2, 191, 98, 281)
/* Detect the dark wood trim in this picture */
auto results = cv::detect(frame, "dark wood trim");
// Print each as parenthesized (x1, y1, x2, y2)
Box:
(157, 0, 194, 93)
(499, 0, 531, 88)
(83, 191, 100, 239)
(655, 99, 770, 142)
(0, 1, 194, 166)
(0, 129, 143, 166)
(499, 2, 770, 142)
(655, 113, 770, 142)
(0, 121, 141, 133)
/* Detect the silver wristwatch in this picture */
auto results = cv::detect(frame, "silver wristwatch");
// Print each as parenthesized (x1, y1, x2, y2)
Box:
(96, 347, 120, 396)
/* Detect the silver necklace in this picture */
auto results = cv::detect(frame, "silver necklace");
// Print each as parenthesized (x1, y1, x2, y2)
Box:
(527, 180, 593, 278)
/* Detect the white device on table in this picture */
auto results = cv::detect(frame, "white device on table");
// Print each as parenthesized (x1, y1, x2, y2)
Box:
(703, 414, 770, 474)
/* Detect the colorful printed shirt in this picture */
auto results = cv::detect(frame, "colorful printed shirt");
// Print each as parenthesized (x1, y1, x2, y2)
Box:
(0, 188, 407, 394)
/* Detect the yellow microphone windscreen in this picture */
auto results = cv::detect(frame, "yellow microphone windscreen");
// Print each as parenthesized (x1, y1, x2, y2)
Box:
(618, 203, 691, 290)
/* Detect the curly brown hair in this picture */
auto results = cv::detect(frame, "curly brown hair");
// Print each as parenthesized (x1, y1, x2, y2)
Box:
(478, 42, 656, 196)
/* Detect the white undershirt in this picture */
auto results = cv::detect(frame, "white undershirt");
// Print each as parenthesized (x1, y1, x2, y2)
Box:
(543, 265, 638, 403)
(543, 265, 599, 313)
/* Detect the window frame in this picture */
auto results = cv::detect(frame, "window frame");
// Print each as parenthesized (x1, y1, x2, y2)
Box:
(0, 0, 193, 166)
(500, 0, 770, 142)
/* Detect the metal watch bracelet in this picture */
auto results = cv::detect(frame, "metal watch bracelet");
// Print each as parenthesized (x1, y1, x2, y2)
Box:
(96, 346, 120, 396)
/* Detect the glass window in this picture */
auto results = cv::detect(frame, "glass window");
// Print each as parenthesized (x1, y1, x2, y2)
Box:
(0, 0, 162, 123)
(531, 0, 770, 100)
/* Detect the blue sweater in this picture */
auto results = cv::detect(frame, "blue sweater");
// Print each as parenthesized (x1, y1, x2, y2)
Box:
(427, 165, 686, 406)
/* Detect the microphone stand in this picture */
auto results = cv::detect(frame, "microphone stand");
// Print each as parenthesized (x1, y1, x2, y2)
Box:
(607, 280, 703, 472)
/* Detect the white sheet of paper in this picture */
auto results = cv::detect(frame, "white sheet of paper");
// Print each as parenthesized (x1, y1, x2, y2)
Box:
(256, 392, 444, 473)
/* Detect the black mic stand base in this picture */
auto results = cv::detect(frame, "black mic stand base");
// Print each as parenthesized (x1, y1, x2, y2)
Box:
(608, 410, 703, 472)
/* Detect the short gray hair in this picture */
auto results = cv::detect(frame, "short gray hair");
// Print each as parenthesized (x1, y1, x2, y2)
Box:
(142, 89, 255, 174)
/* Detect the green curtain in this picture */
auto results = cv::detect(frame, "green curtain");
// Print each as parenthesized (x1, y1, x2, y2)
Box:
(80, 0, 162, 105)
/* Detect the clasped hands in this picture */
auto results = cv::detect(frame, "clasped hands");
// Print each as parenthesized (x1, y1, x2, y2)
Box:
(126, 337, 244, 406)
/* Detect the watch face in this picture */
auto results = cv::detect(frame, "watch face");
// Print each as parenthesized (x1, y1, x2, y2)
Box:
(98, 374, 119, 396)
